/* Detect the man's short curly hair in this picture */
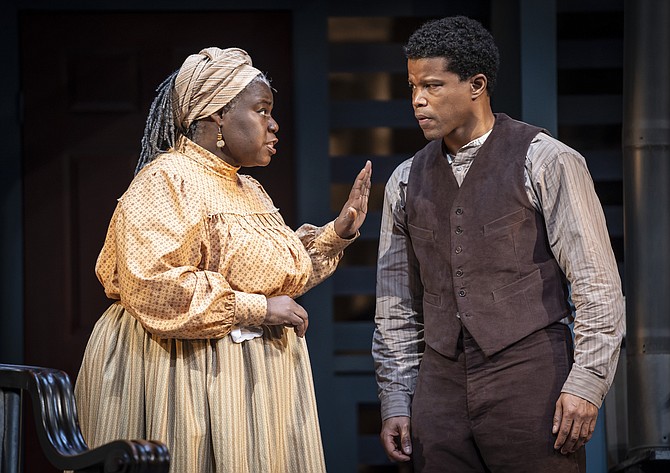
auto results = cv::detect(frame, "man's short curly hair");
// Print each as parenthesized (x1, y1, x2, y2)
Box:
(405, 16, 500, 95)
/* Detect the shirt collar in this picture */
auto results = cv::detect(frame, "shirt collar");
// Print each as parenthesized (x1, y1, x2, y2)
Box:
(462, 128, 493, 150)
(443, 128, 494, 164)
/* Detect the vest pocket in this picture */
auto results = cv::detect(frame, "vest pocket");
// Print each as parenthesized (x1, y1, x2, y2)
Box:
(483, 208, 529, 236)
(423, 290, 442, 307)
(408, 223, 434, 241)
(492, 268, 542, 302)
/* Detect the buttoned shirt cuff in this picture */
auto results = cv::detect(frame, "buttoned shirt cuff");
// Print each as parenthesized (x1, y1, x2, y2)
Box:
(315, 221, 359, 256)
(233, 291, 267, 327)
(561, 364, 610, 408)
(379, 391, 412, 421)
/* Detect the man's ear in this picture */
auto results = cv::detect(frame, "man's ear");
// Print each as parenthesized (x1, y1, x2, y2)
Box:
(470, 74, 488, 99)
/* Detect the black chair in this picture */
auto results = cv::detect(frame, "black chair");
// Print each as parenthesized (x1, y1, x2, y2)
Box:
(0, 363, 169, 472)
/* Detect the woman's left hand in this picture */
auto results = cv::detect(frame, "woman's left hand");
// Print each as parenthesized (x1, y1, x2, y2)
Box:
(334, 160, 372, 239)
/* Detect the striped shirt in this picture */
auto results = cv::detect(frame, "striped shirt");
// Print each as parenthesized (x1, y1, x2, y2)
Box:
(372, 130, 625, 420)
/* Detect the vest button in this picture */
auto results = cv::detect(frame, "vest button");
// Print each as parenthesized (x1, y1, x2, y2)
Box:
(455, 246, 462, 254)
(458, 289, 466, 297)
(455, 208, 463, 215)
(455, 226, 463, 234)
(455, 269, 463, 277)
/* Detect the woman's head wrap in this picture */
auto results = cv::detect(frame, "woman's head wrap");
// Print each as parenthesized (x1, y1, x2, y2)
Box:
(173, 47, 262, 130)
(136, 47, 262, 174)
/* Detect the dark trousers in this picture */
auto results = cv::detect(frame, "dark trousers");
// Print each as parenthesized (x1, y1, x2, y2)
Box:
(411, 323, 586, 473)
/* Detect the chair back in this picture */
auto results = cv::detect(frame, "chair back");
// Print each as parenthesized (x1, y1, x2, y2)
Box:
(0, 363, 169, 472)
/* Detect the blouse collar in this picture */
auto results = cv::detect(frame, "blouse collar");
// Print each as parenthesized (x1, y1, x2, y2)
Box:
(175, 135, 240, 178)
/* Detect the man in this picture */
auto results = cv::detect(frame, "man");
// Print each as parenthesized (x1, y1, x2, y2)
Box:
(372, 16, 624, 472)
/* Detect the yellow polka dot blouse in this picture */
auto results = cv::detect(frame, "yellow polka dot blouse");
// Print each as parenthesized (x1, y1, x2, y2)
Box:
(96, 136, 354, 339)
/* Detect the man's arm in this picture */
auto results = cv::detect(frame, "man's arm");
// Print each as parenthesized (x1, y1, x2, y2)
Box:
(372, 159, 425, 461)
(530, 135, 625, 453)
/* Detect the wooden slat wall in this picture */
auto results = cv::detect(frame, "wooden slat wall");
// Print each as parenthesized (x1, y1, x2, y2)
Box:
(557, 0, 625, 276)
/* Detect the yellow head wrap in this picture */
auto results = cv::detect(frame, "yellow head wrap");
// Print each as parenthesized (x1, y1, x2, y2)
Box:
(173, 47, 262, 130)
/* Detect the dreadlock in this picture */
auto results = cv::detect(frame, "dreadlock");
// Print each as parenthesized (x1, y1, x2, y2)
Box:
(135, 70, 180, 175)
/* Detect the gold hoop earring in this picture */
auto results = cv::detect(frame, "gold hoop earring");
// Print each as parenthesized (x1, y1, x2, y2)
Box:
(216, 126, 225, 149)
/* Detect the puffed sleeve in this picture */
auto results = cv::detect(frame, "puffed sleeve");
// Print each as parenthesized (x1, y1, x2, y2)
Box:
(294, 221, 357, 295)
(95, 166, 266, 339)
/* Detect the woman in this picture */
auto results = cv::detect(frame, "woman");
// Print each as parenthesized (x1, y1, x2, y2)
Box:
(74, 47, 371, 472)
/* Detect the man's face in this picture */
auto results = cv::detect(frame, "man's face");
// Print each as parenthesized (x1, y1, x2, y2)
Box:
(408, 57, 476, 147)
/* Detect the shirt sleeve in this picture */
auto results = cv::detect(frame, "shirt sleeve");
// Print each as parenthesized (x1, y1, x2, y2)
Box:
(294, 221, 356, 295)
(372, 159, 426, 420)
(530, 137, 625, 407)
(96, 166, 266, 339)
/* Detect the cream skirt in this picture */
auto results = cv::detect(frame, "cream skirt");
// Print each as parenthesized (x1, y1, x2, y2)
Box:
(74, 302, 326, 473)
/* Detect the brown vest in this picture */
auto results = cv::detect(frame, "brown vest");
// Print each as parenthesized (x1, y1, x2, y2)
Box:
(406, 113, 571, 358)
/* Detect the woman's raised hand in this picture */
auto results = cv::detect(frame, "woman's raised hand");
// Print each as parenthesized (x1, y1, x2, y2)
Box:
(265, 295, 309, 337)
(334, 160, 372, 239)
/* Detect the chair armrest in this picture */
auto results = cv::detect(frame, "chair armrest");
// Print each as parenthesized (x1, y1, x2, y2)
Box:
(0, 363, 169, 472)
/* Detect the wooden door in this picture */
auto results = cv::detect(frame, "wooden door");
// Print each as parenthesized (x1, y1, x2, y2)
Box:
(20, 11, 293, 471)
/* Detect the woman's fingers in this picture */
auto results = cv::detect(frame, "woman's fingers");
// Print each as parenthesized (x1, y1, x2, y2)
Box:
(334, 161, 372, 238)
(291, 304, 309, 337)
(265, 296, 308, 337)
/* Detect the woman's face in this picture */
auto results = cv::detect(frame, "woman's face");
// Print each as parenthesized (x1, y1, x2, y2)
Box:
(219, 80, 279, 167)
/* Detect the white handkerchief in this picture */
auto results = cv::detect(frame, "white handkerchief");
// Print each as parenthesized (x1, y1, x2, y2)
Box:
(230, 326, 264, 343)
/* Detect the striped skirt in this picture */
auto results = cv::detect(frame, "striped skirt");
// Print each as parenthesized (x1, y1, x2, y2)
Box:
(74, 302, 326, 473)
